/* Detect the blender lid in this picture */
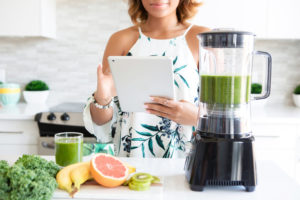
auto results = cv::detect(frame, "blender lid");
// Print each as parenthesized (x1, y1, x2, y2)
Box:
(198, 28, 255, 48)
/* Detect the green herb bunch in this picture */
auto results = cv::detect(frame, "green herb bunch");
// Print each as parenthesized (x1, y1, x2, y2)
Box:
(294, 85, 300, 95)
(25, 80, 49, 91)
(251, 83, 262, 94)
(0, 155, 60, 200)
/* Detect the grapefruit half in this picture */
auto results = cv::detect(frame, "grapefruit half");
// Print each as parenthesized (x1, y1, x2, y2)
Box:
(90, 153, 129, 187)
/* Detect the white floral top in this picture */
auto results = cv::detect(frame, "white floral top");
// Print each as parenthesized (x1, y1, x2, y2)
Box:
(83, 24, 199, 158)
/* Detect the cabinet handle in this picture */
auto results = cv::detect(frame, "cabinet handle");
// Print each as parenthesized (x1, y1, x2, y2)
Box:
(0, 131, 23, 134)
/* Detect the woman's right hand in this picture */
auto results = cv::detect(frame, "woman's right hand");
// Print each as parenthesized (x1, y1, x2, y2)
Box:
(94, 64, 116, 105)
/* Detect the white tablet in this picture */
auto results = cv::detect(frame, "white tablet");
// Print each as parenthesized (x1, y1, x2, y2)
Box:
(108, 56, 175, 112)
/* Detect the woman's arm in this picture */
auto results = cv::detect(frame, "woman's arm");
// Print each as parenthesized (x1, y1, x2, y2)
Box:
(90, 27, 139, 125)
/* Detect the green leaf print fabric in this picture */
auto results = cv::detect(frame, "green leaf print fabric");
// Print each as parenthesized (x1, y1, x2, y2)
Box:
(110, 25, 199, 158)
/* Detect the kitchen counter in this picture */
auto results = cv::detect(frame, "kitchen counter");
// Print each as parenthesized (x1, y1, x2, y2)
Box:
(2, 155, 300, 200)
(0, 103, 49, 120)
(1, 102, 300, 124)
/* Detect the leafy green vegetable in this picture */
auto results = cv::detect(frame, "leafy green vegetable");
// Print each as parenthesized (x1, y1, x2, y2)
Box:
(0, 161, 11, 200)
(15, 155, 60, 177)
(25, 80, 49, 91)
(294, 85, 300, 95)
(0, 155, 60, 200)
(251, 83, 262, 94)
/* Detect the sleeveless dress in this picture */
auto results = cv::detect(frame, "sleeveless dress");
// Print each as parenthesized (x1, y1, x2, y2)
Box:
(83, 24, 199, 158)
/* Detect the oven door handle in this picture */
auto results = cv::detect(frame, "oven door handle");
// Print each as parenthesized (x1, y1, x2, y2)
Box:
(41, 141, 55, 149)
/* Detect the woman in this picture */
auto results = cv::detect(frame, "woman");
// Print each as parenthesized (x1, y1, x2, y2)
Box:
(83, 0, 210, 158)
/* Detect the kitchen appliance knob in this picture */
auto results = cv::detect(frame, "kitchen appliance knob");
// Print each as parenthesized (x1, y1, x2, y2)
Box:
(47, 113, 56, 121)
(61, 113, 70, 121)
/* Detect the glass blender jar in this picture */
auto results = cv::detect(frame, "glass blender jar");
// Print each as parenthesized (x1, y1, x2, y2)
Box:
(185, 29, 272, 192)
(198, 30, 271, 137)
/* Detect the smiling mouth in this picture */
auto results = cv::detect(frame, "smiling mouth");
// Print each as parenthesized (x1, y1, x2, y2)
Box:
(150, 3, 169, 7)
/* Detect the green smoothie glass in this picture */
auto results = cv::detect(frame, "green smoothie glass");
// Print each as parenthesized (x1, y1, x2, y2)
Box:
(55, 132, 83, 167)
(197, 29, 272, 136)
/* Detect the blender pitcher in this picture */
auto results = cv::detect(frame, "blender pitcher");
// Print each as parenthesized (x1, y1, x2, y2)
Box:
(185, 29, 272, 192)
(197, 30, 272, 137)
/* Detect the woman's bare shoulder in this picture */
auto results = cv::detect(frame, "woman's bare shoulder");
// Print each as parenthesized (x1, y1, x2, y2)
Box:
(190, 25, 211, 36)
(109, 26, 138, 43)
(106, 26, 139, 55)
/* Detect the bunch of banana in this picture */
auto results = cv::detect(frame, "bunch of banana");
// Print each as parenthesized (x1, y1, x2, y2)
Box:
(56, 161, 136, 196)
(56, 161, 93, 197)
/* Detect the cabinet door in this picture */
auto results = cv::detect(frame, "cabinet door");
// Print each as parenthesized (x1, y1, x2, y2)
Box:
(194, 0, 267, 37)
(266, 0, 300, 38)
(0, 120, 39, 145)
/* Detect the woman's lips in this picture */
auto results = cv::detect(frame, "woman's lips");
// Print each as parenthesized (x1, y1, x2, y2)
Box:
(150, 3, 168, 8)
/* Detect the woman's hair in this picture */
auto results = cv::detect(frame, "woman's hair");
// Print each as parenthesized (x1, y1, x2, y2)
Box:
(128, 0, 202, 24)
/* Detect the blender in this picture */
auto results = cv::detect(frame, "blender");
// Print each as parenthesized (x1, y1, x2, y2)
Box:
(185, 30, 272, 192)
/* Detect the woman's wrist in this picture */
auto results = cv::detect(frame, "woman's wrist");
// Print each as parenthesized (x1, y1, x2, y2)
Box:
(93, 92, 112, 106)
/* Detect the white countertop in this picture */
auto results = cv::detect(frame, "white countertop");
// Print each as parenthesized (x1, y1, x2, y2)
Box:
(0, 102, 300, 124)
(0, 103, 49, 120)
(1, 155, 300, 200)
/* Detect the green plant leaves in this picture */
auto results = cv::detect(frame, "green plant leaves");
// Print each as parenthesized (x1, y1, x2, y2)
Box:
(179, 74, 189, 88)
(174, 80, 179, 88)
(173, 56, 178, 65)
(132, 138, 146, 141)
(174, 65, 187, 73)
(155, 135, 165, 150)
(148, 138, 155, 156)
(141, 143, 145, 157)
(141, 124, 159, 131)
(136, 131, 152, 137)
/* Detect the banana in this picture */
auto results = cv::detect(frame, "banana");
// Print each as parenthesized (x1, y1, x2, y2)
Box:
(56, 162, 86, 194)
(70, 161, 93, 191)
(124, 162, 136, 174)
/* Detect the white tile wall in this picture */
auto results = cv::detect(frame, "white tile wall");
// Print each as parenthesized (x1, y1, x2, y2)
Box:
(0, 0, 299, 106)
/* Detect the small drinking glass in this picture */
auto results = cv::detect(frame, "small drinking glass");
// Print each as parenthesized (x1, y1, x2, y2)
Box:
(55, 132, 83, 167)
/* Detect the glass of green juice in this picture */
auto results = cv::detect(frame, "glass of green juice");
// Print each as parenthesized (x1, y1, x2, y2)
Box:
(55, 132, 83, 167)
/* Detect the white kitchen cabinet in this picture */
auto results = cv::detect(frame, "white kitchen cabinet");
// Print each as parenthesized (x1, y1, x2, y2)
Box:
(194, 0, 300, 39)
(252, 122, 298, 178)
(266, 0, 300, 39)
(0, 119, 39, 155)
(0, 0, 56, 38)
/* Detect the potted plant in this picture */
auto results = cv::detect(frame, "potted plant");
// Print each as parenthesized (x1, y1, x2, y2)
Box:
(23, 80, 49, 104)
(292, 84, 300, 108)
(250, 83, 268, 107)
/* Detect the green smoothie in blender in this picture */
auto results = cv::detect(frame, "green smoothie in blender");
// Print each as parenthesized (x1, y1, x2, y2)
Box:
(200, 75, 251, 105)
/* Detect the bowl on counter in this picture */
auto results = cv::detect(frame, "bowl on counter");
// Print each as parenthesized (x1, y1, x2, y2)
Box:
(23, 90, 49, 104)
(292, 94, 300, 108)
(0, 83, 21, 106)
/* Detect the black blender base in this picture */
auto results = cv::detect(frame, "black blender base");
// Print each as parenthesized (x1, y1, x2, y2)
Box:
(185, 133, 257, 192)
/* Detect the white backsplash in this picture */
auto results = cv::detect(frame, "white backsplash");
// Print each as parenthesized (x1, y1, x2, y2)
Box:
(0, 0, 299, 106)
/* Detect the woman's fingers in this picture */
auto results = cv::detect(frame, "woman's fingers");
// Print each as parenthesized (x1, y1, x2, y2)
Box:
(146, 108, 171, 119)
(144, 103, 172, 115)
(150, 96, 176, 108)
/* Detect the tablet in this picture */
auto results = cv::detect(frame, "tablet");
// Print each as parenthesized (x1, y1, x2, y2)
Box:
(108, 56, 175, 112)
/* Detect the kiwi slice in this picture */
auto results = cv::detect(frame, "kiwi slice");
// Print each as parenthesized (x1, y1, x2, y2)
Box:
(129, 181, 151, 191)
(151, 176, 160, 184)
(132, 173, 153, 183)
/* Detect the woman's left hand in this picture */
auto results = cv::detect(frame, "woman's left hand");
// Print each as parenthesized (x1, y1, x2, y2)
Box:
(144, 96, 198, 126)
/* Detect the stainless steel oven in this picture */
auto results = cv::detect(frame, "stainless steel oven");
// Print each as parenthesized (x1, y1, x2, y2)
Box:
(35, 102, 97, 155)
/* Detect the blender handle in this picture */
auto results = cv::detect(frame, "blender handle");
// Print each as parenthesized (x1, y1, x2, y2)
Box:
(253, 51, 272, 100)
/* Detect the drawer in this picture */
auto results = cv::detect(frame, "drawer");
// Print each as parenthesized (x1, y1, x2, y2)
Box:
(252, 123, 298, 150)
(0, 120, 39, 145)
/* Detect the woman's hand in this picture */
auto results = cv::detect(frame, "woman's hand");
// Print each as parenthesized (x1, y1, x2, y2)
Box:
(94, 64, 116, 105)
(144, 96, 198, 126)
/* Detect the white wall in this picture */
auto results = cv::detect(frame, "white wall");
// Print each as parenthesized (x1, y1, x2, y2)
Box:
(0, 0, 299, 106)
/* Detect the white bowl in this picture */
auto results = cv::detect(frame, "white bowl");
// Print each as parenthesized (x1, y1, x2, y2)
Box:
(293, 94, 300, 108)
(23, 90, 49, 104)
